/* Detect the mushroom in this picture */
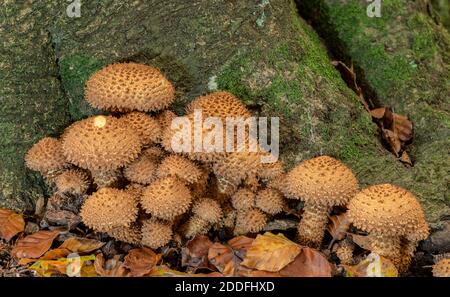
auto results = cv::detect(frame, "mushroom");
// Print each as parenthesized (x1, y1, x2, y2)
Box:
(334, 239, 354, 265)
(282, 156, 358, 248)
(156, 154, 203, 184)
(141, 218, 173, 249)
(185, 91, 252, 118)
(432, 258, 450, 277)
(85, 62, 175, 112)
(119, 112, 161, 146)
(53, 169, 90, 195)
(107, 223, 142, 245)
(80, 188, 138, 232)
(231, 187, 256, 211)
(234, 208, 267, 235)
(183, 198, 222, 238)
(140, 176, 192, 220)
(347, 183, 429, 272)
(123, 153, 158, 185)
(255, 188, 285, 215)
(61, 115, 143, 173)
(25, 137, 68, 178)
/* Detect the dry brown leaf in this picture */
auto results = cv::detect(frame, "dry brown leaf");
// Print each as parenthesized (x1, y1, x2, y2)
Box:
(124, 247, 161, 277)
(11, 230, 60, 259)
(208, 243, 237, 276)
(41, 248, 71, 260)
(0, 208, 25, 241)
(399, 151, 413, 166)
(94, 254, 129, 277)
(59, 237, 105, 254)
(147, 265, 223, 277)
(182, 235, 214, 272)
(349, 233, 372, 250)
(327, 213, 350, 245)
(228, 236, 254, 259)
(240, 232, 301, 272)
(279, 247, 332, 277)
(370, 107, 386, 119)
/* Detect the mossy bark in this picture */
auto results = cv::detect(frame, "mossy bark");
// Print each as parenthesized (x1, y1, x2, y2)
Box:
(297, 0, 450, 225)
(0, 0, 447, 225)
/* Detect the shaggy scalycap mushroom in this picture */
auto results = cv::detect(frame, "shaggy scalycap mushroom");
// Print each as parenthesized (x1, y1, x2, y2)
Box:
(80, 188, 138, 232)
(85, 62, 175, 112)
(192, 198, 222, 224)
(347, 184, 429, 271)
(123, 154, 158, 185)
(140, 176, 192, 220)
(25, 137, 68, 175)
(62, 115, 142, 172)
(108, 223, 142, 245)
(186, 91, 252, 118)
(157, 154, 203, 184)
(234, 208, 267, 235)
(54, 169, 90, 195)
(141, 219, 173, 249)
(182, 216, 211, 239)
(282, 156, 358, 248)
(119, 112, 161, 146)
(231, 188, 256, 211)
(432, 259, 450, 277)
(255, 188, 285, 215)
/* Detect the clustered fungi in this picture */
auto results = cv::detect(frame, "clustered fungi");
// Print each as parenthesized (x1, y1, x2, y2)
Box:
(25, 62, 429, 273)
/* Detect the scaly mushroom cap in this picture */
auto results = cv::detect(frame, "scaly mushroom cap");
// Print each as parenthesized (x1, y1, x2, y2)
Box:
(282, 156, 358, 207)
(54, 169, 90, 195)
(183, 216, 210, 238)
(258, 159, 284, 182)
(108, 223, 142, 245)
(141, 219, 173, 249)
(123, 154, 158, 185)
(234, 208, 267, 235)
(156, 110, 177, 132)
(80, 188, 138, 232)
(85, 62, 175, 112)
(125, 183, 146, 200)
(231, 188, 255, 211)
(142, 146, 166, 160)
(348, 184, 429, 238)
(25, 137, 68, 174)
(140, 176, 192, 220)
(62, 115, 142, 171)
(432, 259, 450, 277)
(186, 91, 251, 118)
(157, 154, 202, 184)
(119, 112, 161, 146)
(192, 198, 222, 224)
(255, 188, 285, 215)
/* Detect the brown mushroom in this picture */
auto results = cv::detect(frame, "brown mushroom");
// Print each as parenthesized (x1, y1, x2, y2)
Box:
(119, 112, 161, 146)
(141, 218, 173, 249)
(25, 137, 68, 177)
(231, 187, 256, 211)
(53, 169, 90, 195)
(281, 156, 358, 248)
(123, 154, 158, 185)
(255, 188, 285, 215)
(234, 208, 267, 235)
(157, 154, 203, 184)
(347, 183, 429, 272)
(432, 258, 450, 277)
(85, 62, 175, 112)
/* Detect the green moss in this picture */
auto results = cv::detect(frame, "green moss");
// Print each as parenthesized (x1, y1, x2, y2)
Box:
(59, 54, 104, 121)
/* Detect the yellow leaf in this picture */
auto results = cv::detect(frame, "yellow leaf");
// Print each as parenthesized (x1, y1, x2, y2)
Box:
(240, 232, 301, 272)
(29, 255, 97, 277)
(343, 253, 398, 277)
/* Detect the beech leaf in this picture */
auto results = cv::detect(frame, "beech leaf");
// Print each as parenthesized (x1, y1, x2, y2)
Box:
(11, 230, 60, 259)
(279, 247, 333, 277)
(124, 247, 161, 277)
(343, 253, 398, 277)
(0, 208, 25, 241)
(59, 237, 105, 254)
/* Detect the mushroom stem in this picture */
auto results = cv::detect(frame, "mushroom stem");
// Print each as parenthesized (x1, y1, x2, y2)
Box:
(398, 238, 419, 272)
(297, 203, 331, 248)
(370, 234, 402, 268)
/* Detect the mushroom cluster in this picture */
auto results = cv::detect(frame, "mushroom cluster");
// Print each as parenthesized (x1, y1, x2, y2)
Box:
(25, 62, 430, 273)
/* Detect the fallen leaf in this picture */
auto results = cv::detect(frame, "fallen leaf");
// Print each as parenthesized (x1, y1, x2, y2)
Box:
(0, 208, 25, 241)
(228, 236, 254, 259)
(44, 209, 81, 229)
(94, 254, 129, 277)
(11, 230, 60, 259)
(41, 248, 71, 260)
(327, 213, 350, 247)
(279, 247, 333, 277)
(124, 247, 161, 277)
(147, 265, 222, 277)
(182, 235, 214, 272)
(29, 254, 97, 277)
(343, 252, 398, 277)
(208, 243, 236, 276)
(349, 234, 372, 250)
(264, 219, 298, 231)
(240, 232, 301, 272)
(59, 237, 105, 254)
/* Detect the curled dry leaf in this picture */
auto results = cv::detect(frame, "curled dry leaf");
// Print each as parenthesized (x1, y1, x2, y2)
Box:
(182, 235, 214, 272)
(343, 252, 398, 277)
(124, 247, 161, 277)
(94, 254, 129, 277)
(0, 208, 25, 241)
(348, 233, 372, 251)
(41, 248, 71, 260)
(59, 237, 105, 254)
(11, 230, 60, 259)
(279, 247, 332, 277)
(240, 232, 301, 272)
(327, 213, 350, 247)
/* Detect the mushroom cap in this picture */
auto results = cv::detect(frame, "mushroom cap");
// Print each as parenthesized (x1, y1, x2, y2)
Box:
(140, 176, 192, 220)
(257, 159, 284, 182)
(348, 184, 429, 238)
(62, 115, 142, 172)
(231, 187, 256, 211)
(157, 154, 203, 184)
(108, 223, 142, 245)
(282, 156, 358, 207)
(255, 188, 285, 215)
(54, 169, 90, 195)
(80, 188, 138, 232)
(142, 146, 166, 160)
(192, 198, 222, 224)
(186, 91, 251, 118)
(234, 208, 267, 235)
(432, 258, 450, 277)
(119, 112, 161, 146)
(123, 154, 158, 185)
(25, 137, 68, 174)
(183, 216, 210, 238)
(156, 110, 177, 132)
(85, 62, 175, 112)
(141, 219, 173, 249)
